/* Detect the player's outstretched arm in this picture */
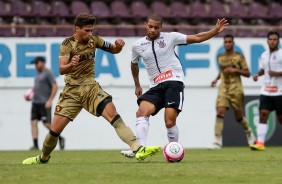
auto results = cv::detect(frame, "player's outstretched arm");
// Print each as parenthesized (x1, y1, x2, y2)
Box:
(186, 18, 229, 44)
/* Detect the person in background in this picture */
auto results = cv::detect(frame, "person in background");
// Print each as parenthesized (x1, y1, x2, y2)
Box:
(250, 31, 282, 151)
(210, 34, 255, 149)
(28, 56, 65, 150)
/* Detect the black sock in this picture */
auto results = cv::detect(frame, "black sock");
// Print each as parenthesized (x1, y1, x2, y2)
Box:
(33, 139, 38, 148)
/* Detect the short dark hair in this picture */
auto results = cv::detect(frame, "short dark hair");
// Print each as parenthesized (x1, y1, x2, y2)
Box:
(74, 13, 96, 28)
(224, 34, 234, 40)
(31, 56, 45, 64)
(146, 13, 163, 24)
(267, 31, 280, 39)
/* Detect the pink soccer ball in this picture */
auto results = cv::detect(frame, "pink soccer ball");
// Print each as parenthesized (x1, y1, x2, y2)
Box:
(163, 142, 185, 163)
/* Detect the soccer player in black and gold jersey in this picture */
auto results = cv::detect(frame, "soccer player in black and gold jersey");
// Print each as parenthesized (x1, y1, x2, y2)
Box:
(210, 34, 255, 149)
(23, 13, 161, 164)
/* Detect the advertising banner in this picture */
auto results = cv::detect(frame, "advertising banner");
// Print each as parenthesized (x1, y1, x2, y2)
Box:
(0, 37, 271, 88)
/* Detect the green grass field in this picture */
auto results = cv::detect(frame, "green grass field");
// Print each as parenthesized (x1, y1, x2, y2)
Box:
(1, 147, 282, 184)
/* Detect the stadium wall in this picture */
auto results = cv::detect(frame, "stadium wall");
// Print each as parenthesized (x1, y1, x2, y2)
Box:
(0, 37, 269, 150)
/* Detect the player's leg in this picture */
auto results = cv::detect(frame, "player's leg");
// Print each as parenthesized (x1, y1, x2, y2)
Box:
(30, 103, 40, 150)
(43, 106, 65, 150)
(31, 120, 39, 150)
(88, 84, 160, 160)
(23, 88, 82, 164)
(213, 106, 227, 148)
(98, 98, 140, 151)
(120, 100, 156, 159)
(230, 93, 255, 145)
(274, 95, 282, 125)
(22, 115, 71, 164)
(213, 90, 229, 149)
(164, 108, 179, 142)
(83, 83, 160, 160)
(250, 109, 269, 151)
(41, 115, 70, 159)
(163, 81, 184, 143)
(134, 85, 163, 145)
(233, 109, 255, 145)
(135, 100, 156, 145)
(250, 95, 273, 151)
(99, 99, 160, 160)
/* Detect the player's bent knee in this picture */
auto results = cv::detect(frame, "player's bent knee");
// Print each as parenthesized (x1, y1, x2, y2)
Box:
(136, 108, 151, 117)
(165, 122, 176, 128)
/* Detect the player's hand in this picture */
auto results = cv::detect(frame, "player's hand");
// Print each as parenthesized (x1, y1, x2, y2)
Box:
(135, 86, 143, 98)
(211, 80, 217, 87)
(215, 18, 229, 33)
(269, 70, 278, 77)
(253, 74, 259, 81)
(45, 100, 52, 109)
(70, 55, 80, 66)
(115, 39, 125, 48)
(224, 67, 237, 73)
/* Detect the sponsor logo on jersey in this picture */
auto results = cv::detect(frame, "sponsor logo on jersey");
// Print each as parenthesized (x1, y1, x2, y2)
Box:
(153, 70, 172, 83)
(264, 86, 278, 93)
(141, 42, 150, 46)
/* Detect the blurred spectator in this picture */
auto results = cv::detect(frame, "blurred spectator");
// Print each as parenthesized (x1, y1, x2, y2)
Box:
(28, 56, 65, 150)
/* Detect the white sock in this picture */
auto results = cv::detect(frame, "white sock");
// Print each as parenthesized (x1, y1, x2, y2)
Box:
(135, 117, 149, 146)
(257, 123, 268, 143)
(167, 125, 179, 142)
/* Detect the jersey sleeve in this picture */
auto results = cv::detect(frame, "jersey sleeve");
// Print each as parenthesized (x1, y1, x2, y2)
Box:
(46, 70, 56, 86)
(239, 54, 249, 70)
(131, 43, 139, 64)
(170, 32, 187, 45)
(94, 35, 111, 52)
(59, 39, 72, 59)
(258, 53, 264, 69)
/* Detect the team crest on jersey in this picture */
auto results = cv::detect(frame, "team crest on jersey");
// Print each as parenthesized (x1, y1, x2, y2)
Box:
(157, 40, 166, 48)
(273, 55, 276, 60)
(88, 42, 95, 48)
(55, 105, 62, 112)
(231, 57, 237, 64)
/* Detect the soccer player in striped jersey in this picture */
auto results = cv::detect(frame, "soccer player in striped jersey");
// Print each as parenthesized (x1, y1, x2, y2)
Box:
(121, 13, 228, 158)
(250, 31, 282, 151)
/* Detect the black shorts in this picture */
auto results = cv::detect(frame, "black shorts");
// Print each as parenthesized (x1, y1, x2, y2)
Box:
(137, 81, 184, 116)
(31, 103, 52, 123)
(259, 95, 282, 115)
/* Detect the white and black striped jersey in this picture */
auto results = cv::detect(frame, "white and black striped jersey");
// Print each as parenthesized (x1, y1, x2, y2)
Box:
(131, 32, 187, 87)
